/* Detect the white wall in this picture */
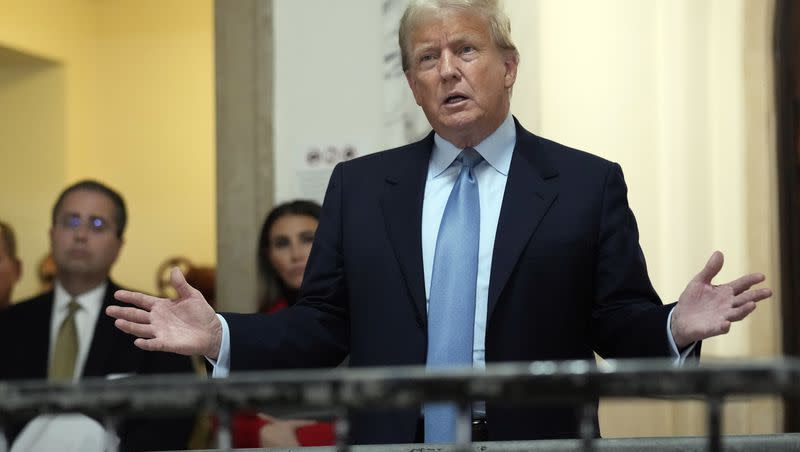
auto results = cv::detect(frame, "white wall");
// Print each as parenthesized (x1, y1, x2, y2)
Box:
(273, 0, 385, 203)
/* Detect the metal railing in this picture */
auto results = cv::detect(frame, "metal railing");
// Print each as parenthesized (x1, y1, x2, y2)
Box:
(2, 358, 800, 451)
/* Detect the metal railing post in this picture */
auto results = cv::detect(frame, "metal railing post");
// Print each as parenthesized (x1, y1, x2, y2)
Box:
(579, 402, 596, 452)
(335, 409, 351, 452)
(455, 402, 472, 452)
(707, 396, 723, 452)
(215, 408, 232, 452)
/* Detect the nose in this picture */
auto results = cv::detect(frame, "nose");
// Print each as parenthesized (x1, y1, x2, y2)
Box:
(71, 224, 89, 241)
(289, 242, 305, 262)
(438, 50, 460, 80)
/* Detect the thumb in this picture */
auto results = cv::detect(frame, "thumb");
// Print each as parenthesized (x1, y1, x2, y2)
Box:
(170, 267, 198, 300)
(257, 413, 279, 423)
(284, 419, 317, 428)
(693, 251, 724, 285)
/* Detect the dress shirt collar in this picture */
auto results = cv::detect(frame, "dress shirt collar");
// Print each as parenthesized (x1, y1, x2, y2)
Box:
(53, 280, 108, 314)
(430, 113, 516, 178)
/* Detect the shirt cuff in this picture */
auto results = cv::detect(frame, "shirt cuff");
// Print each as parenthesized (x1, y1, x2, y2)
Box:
(667, 306, 697, 365)
(207, 313, 231, 378)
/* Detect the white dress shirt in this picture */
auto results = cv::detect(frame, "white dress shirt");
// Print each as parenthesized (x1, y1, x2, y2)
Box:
(50, 281, 107, 381)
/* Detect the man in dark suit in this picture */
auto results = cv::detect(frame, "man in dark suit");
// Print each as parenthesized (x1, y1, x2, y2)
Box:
(108, 0, 772, 445)
(0, 180, 194, 451)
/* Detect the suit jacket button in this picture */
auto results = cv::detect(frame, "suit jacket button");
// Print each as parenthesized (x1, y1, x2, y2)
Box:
(416, 316, 424, 328)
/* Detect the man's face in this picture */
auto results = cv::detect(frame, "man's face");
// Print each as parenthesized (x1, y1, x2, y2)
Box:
(404, 11, 518, 148)
(0, 234, 20, 309)
(50, 190, 123, 283)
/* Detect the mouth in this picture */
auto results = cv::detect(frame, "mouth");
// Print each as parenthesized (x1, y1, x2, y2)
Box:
(443, 94, 469, 105)
(68, 249, 90, 258)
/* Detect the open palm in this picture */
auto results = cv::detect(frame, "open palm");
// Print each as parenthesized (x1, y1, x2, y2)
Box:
(106, 267, 223, 358)
(671, 251, 772, 348)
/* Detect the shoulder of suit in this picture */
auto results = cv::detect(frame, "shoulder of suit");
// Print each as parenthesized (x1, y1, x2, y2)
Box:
(3, 290, 54, 312)
(529, 132, 618, 172)
(337, 133, 434, 169)
(0, 290, 54, 327)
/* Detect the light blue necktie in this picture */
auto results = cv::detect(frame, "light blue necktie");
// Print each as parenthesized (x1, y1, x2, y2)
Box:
(425, 147, 483, 443)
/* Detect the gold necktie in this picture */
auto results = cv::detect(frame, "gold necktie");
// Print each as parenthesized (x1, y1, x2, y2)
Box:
(49, 299, 81, 381)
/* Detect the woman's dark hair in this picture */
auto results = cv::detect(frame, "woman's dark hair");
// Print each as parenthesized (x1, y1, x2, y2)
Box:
(257, 200, 321, 311)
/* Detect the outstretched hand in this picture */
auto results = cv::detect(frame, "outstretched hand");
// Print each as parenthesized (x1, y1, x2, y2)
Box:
(671, 251, 772, 349)
(258, 414, 316, 448)
(106, 267, 223, 359)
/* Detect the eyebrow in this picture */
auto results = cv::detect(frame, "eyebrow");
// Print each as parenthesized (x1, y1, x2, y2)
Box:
(412, 34, 481, 56)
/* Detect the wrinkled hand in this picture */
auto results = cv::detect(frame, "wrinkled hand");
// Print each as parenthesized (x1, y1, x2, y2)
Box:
(671, 251, 772, 349)
(105, 268, 223, 359)
(258, 414, 316, 448)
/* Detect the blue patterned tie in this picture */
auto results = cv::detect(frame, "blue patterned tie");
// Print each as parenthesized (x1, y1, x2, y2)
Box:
(425, 147, 483, 443)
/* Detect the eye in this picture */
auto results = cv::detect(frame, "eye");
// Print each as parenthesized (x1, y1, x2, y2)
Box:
(65, 215, 81, 229)
(300, 231, 315, 244)
(420, 54, 434, 63)
(461, 45, 476, 54)
(90, 217, 108, 232)
(271, 236, 290, 249)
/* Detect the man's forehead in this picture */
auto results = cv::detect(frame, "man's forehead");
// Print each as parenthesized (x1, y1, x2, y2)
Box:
(58, 190, 115, 217)
(410, 15, 489, 48)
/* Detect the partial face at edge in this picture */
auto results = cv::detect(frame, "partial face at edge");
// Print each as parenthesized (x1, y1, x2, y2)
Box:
(0, 234, 20, 308)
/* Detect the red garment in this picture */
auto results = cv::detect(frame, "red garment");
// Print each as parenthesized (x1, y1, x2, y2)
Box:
(232, 299, 335, 448)
(264, 299, 288, 314)
(232, 413, 335, 448)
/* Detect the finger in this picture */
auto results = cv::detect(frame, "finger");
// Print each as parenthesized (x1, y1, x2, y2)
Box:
(106, 305, 151, 324)
(725, 301, 757, 322)
(257, 413, 279, 423)
(284, 420, 317, 428)
(732, 288, 772, 308)
(114, 318, 156, 339)
(133, 337, 169, 353)
(722, 273, 766, 295)
(171, 267, 201, 300)
(115, 289, 158, 311)
(693, 251, 724, 285)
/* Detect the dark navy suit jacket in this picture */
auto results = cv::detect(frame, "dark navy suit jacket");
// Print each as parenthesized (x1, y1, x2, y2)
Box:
(223, 119, 690, 444)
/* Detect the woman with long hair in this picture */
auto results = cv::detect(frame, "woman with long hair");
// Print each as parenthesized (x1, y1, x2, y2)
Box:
(233, 200, 335, 448)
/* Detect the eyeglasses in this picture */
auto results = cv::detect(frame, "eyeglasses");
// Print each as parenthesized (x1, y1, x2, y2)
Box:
(58, 214, 113, 234)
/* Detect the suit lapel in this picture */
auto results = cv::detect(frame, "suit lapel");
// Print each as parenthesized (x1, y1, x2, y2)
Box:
(82, 281, 119, 377)
(487, 122, 559, 320)
(33, 294, 56, 378)
(380, 134, 433, 327)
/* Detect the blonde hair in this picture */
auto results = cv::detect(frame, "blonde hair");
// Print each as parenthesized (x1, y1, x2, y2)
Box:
(399, 0, 519, 72)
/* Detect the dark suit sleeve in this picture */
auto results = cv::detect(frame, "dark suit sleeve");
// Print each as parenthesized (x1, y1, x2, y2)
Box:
(590, 163, 678, 359)
(224, 163, 350, 370)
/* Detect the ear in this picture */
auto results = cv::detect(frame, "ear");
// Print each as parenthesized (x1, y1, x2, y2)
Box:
(405, 70, 424, 107)
(503, 52, 519, 89)
(12, 259, 21, 283)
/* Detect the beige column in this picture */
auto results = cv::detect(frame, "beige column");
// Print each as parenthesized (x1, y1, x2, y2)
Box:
(214, 0, 274, 312)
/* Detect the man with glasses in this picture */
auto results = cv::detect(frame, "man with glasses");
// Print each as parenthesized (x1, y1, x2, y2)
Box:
(0, 180, 194, 451)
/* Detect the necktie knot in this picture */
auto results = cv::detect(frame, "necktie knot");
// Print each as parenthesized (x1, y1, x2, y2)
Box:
(458, 147, 483, 170)
(66, 299, 81, 316)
